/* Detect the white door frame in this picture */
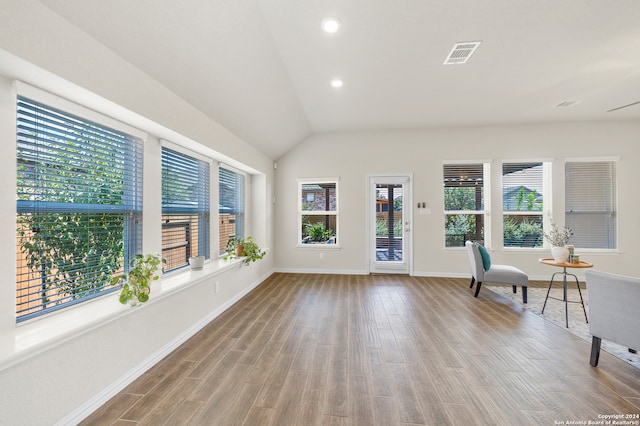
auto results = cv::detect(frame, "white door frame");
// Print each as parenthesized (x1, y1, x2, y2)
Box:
(367, 174, 413, 274)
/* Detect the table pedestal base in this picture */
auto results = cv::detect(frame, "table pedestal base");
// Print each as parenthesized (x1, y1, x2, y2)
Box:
(541, 267, 588, 328)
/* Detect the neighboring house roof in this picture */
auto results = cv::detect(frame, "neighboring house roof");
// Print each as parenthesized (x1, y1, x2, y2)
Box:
(503, 186, 543, 211)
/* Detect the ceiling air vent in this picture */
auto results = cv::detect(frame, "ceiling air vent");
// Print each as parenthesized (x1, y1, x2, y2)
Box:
(443, 41, 482, 65)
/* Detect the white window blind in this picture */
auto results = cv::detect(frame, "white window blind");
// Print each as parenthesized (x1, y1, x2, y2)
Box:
(565, 161, 617, 249)
(502, 163, 544, 248)
(161, 147, 210, 271)
(16, 96, 143, 322)
(219, 166, 245, 254)
(443, 163, 485, 247)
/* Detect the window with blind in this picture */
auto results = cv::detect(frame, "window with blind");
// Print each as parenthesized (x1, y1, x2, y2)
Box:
(219, 166, 245, 255)
(161, 147, 210, 272)
(502, 162, 545, 248)
(298, 180, 338, 245)
(16, 96, 143, 322)
(443, 163, 487, 247)
(565, 161, 617, 249)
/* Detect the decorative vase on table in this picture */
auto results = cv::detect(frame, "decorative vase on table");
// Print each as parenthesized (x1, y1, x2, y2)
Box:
(544, 220, 573, 264)
(551, 246, 570, 263)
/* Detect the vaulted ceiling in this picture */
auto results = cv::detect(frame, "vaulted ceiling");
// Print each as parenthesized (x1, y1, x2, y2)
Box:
(37, 0, 640, 159)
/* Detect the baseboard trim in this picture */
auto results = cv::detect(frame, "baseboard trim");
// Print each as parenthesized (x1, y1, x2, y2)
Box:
(411, 271, 469, 278)
(273, 267, 367, 275)
(58, 269, 274, 426)
(273, 268, 561, 283)
(412, 271, 571, 282)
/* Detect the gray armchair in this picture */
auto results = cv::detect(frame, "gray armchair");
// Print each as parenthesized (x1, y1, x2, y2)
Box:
(465, 241, 528, 303)
(585, 270, 640, 367)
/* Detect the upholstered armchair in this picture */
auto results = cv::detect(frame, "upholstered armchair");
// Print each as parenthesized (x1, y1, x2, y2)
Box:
(465, 241, 528, 303)
(585, 270, 640, 367)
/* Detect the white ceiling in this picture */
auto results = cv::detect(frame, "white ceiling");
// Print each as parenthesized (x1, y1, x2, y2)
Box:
(37, 0, 640, 159)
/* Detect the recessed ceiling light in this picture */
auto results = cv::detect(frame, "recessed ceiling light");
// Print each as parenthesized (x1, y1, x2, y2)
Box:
(330, 79, 343, 88)
(322, 17, 341, 34)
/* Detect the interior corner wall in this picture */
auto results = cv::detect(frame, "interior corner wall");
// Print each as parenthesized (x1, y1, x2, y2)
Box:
(274, 123, 640, 278)
(0, 1, 275, 424)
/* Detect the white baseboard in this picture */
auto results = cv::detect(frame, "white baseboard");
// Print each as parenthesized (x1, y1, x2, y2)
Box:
(272, 267, 367, 275)
(411, 271, 469, 278)
(272, 269, 559, 282)
(412, 271, 571, 282)
(58, 269, 273, 426)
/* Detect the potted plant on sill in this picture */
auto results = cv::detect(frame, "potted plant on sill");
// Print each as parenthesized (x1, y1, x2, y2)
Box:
(224, 236, 266, 265)
(111, 253, 165, 306)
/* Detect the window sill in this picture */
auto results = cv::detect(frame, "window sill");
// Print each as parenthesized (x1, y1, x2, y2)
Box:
(0, 257, 244, 372)
(444, 246, 621, 254)
(501, 247, 545, 254)
(297, 244, 342, 250)
(501, 247, 621, 255)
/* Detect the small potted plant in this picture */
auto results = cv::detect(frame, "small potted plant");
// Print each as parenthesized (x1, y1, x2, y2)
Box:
(188, 255, 205, 270)
(224, 236, 266, 265)
(543, 220, 573, 263)
(111, 253, 165, 305)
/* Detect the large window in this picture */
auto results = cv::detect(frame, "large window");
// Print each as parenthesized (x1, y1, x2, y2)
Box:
(16, 96, 143, 322)
(219, 166, 245, 255)
(161, 147, 210, 272)
(443, 163, 487, 247)
(502, 162, 546, 248)
(299, 180, 338, 245)
(565, 160, 617, 249)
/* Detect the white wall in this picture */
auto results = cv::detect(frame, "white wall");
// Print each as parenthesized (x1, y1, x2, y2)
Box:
(0, 1, 275, 424)
(275, 123, 640, 278)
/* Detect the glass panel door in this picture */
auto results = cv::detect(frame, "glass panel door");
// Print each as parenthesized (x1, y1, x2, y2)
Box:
(369, 175, 411, 274)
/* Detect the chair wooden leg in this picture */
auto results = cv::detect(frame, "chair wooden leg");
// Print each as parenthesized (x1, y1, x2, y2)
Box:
(469, 277, 475, 289)
(590, 336, 602, 367)
(522, 286, 527, 304)
(512, 285, 517, 294)
(474, 281, 482, 297)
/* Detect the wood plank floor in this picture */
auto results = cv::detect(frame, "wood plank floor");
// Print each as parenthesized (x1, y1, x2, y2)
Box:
(81, 273, 640, 425)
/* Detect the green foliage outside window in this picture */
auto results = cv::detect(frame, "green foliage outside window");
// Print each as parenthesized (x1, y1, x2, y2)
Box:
(444, 187, 479, 211)
(16, 109, 137, 318)
(445, 214, 478, 247)
(17, 212, 125, 306)
(376, 219, 403, 237)
(304, 222, 335, 242)
(503, 217, 543, 247)
(505, 186, 543, 247)
(393, 197, 403, 211)
(513, 187, 542, 211)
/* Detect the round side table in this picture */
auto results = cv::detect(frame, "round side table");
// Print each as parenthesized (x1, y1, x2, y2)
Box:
(538, 258, 593, 328)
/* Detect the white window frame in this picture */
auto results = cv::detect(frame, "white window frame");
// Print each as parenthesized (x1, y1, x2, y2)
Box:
(564, 157, 618, 251)
(5, 81, 263, 368)
(443, 160, 491, 249)
(218, 163, 248, 257)
(160, 140, 213, 272)
(297, 177, 340, 248)
(14, 84, 147, 322)
(501, 160, 551, 249)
